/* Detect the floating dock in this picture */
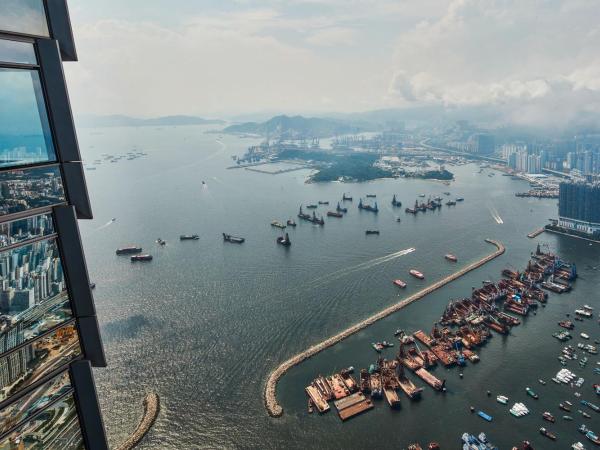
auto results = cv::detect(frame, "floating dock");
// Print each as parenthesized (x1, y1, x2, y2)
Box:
(264, 239, 505, 417)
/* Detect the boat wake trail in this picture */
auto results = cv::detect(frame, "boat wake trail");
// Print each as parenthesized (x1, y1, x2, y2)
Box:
(488, 206, 504, 224)
(309, 248, 416, 288)
(96, 219, 116, 230)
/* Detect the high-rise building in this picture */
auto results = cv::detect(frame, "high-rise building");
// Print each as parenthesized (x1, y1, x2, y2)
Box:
(0, 2, 107, 448)
(552, 182, 600, 239)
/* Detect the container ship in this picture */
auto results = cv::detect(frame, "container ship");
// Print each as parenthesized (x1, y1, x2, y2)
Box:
(410, 269, 424, 279)
(130, 254, 152, 262)
(179, 234, 199, 240)
(116, 246, 142, 255)
(445, 254, 458, 262)
(223, 233, 245, 243)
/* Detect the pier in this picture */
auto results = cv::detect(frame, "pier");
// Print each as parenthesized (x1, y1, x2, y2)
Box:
(527, 228, 545, 239)
(264, 239, 505, 417)
(116, 392, 160, 450)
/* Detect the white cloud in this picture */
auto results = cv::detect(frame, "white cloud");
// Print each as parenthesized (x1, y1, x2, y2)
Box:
(305, 27, 357, 46)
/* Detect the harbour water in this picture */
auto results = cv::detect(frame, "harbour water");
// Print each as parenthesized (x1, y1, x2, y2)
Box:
(78, 125, 600, 449)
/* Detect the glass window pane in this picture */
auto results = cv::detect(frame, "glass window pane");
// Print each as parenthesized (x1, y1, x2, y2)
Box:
(0, 0, 49, 38)
(0, 238, 72, 356)
(0, 371, 71, 435)
(0, 323, 81, 403)
(0, 166, 65, 217)
(0, 393, 83, 449)
(0, 212, 55, 249)
(0, 68, 56, 168)
(0, 39, 36, 65)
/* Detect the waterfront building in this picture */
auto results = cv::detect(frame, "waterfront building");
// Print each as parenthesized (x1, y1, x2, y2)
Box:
(553, 182, 600, 239)
(0, 2, 107, 448)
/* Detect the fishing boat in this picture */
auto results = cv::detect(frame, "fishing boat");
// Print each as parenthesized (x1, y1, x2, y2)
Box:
(445, 254, 458, 262)
(180, 234, 199, 240)
(496, 395, 508, 404)
(539, 427, 557, 440)
(526, 387, 539, 399)
(560, 402, 571, 412)
(586, 430, 600, 445)
(271, 220, 286, 229)
(581, 333, 590, 340)
(563, 415, 573, 421)
(409, 269, 425, 279)
(542, 411, 555, 422)
(393, 279, 407, 288)
(477, 410, 492, 422)
(223, 233, 245, 243)
(130, 254, 152, 262)
(276, 233, 291, 246)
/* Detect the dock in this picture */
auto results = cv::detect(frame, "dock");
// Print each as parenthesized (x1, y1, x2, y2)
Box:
(264, 239, 505, 417)
(306, 385, 330, 413)
(527, 228, 545, 238)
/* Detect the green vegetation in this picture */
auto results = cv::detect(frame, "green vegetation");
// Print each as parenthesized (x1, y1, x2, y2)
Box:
(223, 115, 367, 138)
(406, 169, 454, 180)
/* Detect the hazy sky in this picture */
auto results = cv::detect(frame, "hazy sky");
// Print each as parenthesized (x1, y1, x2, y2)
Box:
(64, 0, 600, 125)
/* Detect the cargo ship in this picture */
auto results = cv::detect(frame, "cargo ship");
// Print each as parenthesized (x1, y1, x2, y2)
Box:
(131, 254, 152, 262)
(445, 254, 458, 262)
(393, 279, 407, 288)
(391, 194, 402, 207)
(358, 199, 378, 213)
(223, 233, 245, 243)
(336, 202, 348, 213)
(327, 211, 343, 218)
(180, 234, 199, 240)
(271, 220, 286, 229)
(410, 269, 424, 279)
(116, 246, 142, 255)
(365, 230, 380, 235)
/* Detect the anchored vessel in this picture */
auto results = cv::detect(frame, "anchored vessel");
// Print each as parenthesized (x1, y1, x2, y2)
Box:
(131, 254, 152, 262)
(223, 233, 245, 243)
(391, 195, 402, 207)
(271, 220, 286, 229)
(410, 269, 425, 279)
(358, 199, 378, 213)
(180, 234, 199, 240)
(116, 246, 143, 255)
(276, 233, 291, 246)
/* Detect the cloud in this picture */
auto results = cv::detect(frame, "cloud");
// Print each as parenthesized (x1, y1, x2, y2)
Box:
(305, 27, 357, 46)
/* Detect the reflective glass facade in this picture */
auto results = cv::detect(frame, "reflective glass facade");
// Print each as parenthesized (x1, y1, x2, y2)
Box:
(0, 68, 56, 169)
(0, 0, 49, 38)
(0, 2, 107, 448)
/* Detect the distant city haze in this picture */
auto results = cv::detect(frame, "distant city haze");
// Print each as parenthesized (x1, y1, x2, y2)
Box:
(66, 0, 600, 130)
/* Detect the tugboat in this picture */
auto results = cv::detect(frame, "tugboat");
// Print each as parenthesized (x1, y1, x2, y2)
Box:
(276, 233, 291, 246)
(365, 230, 380, 235)
(336, 202, 348, 213)
(271, 220, 286, 229)
(342, 193, 353, 201)
(391, 195, 402, 207)
(131, 254, 152, 262)
(180, 234, 200, 240)
(409, 269, 424, 279)
(393, 279, 407, 288)
(445, 254, 458, 262)
(539, 427, 557, 440)
(223, 233, 245, 243)
(286, 219, 297, 227)
(526, 387, 539, 399)
(542, 411, 555, 422)
(116, 246, 142, 255)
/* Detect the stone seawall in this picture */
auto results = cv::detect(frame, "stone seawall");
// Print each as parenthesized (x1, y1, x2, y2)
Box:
(116, 392, 160, 450)
(264, 239, 505, 417)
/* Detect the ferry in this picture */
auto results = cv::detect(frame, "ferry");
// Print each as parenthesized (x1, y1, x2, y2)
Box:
(445, 254, 458, 262)
(116, 246, 142, 255)
(223, 233, 245, 243)
(410, 269, 425, 279)
(130, 254, 152, 262)
(271, 220, 286, 229)
(276, 233, 291, 246)
(180, 234, 199, 240)
(393, 279, 407, 288)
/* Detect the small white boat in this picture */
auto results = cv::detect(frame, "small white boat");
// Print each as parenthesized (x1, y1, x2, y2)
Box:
(497, 395, 509, 404)
(581, 333, 590, 340)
